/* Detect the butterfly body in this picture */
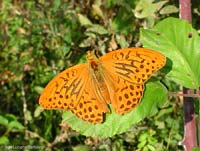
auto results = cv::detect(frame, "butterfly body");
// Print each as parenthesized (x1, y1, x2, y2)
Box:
(87, 51, 112, 105)
(39, 48, 166, 123)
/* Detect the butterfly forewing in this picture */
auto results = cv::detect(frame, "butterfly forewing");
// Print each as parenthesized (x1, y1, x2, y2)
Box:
(39, 64, 88, 110)
(99, 48, 166, 84)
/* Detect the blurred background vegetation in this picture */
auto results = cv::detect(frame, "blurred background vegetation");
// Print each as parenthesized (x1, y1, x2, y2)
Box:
(0, 0, 199, 150)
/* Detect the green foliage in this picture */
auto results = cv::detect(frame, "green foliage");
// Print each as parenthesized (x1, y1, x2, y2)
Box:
(137, 129, 158, 151)
(2, 0, 198, 150)
(191, 147, 200, 151)
(0, 114, 24, 145)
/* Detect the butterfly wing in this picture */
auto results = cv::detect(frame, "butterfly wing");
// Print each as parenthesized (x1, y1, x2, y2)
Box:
(39, 64, 109, 123)
(39, 64, 87, 110)
(99, 48, 166, 114)
(71, 73, 110, 123)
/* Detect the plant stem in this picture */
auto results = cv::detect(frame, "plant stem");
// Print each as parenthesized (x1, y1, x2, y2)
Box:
(179, 0, 197, 150)
(182, 88, 197, 150)
(179, 0, 192, 23)
(21, 82, 28, 140)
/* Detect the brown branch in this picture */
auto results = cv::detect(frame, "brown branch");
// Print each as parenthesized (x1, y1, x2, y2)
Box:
(179, 1, 197, 150)
(179, 0, 197, 151)
(181, 88, 197, 150)
(179, 0, 192, 23)
(169, 90, 200, 98)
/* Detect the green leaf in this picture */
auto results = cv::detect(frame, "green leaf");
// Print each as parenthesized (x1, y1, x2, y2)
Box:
(116, 35, 129, 48)
(147, 144, 156, 151)
(62, 46, 70, 56)
(73, 145, 91, 151)
(91, 4, 104, 19)
(34, 86, 44, 94)
(78, 14, 92, 27)
(34, 106, 44, 118)
(137, 140, 147, 148)
(159, 5, 179, 15)
(79, 37, 95, 48)
(139, 133, 148, 141)
(134, 0, 168, 18)
(25, 110, 32, 122)
(148, 137, 157, 144)
(86, 24, 108, 35)
(191, 147, 200, 151)
(8, 121, 24, 130)
(5, 114, 17, 121)
(62, 80, 167, 137)
(140, 17, 200, 88)
(0, 136, 9, 145)
(52, 0, 61, 12)
(0, 115, 8, 126)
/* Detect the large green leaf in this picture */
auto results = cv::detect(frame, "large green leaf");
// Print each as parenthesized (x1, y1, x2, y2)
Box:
(62, 80, 167, 137)
(140, 17, 200, 88)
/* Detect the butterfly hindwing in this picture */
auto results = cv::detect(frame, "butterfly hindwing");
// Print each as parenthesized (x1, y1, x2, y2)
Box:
(71, 75, 110, 123)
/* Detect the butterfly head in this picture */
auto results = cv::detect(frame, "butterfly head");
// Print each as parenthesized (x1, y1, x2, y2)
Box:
(87, 51, 100, 71)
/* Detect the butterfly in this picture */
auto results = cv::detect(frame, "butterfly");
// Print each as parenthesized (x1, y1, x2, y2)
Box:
(39, 48, 166, 123)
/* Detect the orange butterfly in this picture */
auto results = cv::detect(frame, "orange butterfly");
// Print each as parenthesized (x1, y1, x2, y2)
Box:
(39, 48, 166, 123)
